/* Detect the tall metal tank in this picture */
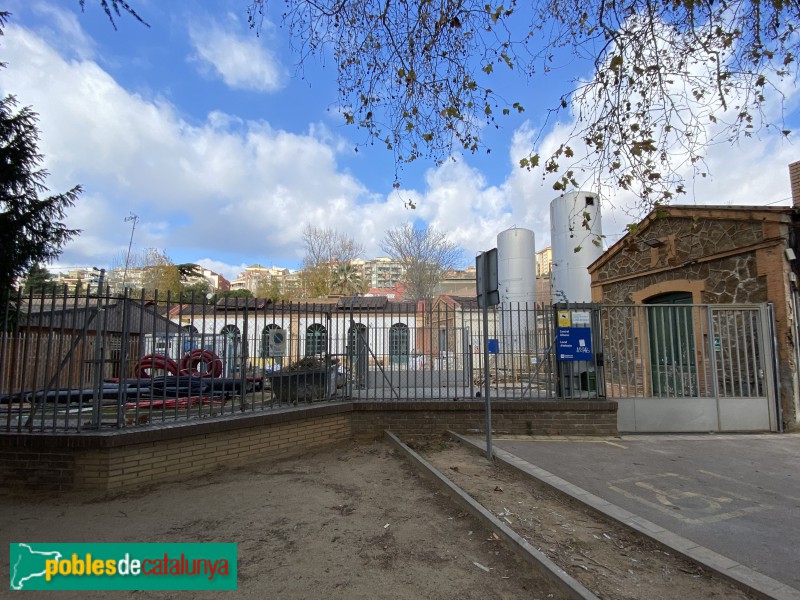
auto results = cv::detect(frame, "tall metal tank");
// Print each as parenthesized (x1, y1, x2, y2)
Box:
(497, 227, 536, 305)
(497, 227, 536, 366)
(550, 191, 603, 304)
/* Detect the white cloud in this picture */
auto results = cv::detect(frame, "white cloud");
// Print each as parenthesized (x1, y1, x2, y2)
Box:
(187, 15, 284, 93)
(195, 259, 249, 283)
(0, 22, 374, 269)
(2, 11, 797, 283)
(28, 1, 96, 61)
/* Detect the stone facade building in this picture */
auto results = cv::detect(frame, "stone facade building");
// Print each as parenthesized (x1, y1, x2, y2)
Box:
(589, 203, 799, 431)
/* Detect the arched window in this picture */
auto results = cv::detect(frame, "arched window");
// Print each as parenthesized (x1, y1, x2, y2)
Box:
(218, 324, 242, 377)
(261, 324, 284, 358)
(305, 323, 327, 356)
(347, 323, 368, 358)
(181, 324, 198, 334)
(220, 324, 240, 337)
(389, 323, 410, 365)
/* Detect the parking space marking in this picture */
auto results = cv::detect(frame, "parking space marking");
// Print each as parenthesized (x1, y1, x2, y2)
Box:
(609, 472, 771, 525)
(698, 469, 800, 504)
(495, 436, 628, 449)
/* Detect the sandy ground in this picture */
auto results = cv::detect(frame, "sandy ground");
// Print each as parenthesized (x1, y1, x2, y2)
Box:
(1, 441, 564, 599)
(0, 437, 760, 599)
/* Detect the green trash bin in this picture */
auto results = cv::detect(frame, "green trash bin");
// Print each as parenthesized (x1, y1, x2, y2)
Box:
(579, 371, 596, 392)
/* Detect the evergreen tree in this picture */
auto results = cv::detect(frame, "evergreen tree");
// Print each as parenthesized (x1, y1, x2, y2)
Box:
(0, 12, 81, 292)
(22, 263, 58, 296)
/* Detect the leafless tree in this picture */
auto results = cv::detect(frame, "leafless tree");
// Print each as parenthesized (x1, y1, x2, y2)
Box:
(301, 225, 364, 297)
(381, 224, 463, 302)
(302, 225, 363, 267)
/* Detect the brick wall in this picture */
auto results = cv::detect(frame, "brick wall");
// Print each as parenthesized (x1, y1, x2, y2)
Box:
(0, 400, 617, 492)
(1, 450, 75, 489)
(71, 414, 350, 491)
(351, 401, 618, 440)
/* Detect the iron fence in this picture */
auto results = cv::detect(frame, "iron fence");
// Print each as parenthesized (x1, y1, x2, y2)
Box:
(0, 288, 776, 433)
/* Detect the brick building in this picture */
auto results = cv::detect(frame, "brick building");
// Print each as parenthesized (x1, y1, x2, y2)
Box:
(589, 192, 800, 431)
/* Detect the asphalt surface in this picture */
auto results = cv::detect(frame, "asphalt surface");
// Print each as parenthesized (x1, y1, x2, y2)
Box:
(492, 433, 800, 592)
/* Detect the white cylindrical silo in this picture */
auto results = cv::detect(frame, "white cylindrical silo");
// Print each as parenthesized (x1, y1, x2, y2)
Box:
(497, 227, 536, 306)
(497, 227, 536, 366)
(550, 191, 603, 304)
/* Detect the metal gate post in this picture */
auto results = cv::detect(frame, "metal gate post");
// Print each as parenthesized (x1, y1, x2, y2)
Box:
(762, 303, 781, 431)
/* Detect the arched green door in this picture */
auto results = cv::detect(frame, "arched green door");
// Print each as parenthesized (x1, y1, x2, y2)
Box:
(389, 323, 409, 365)
(646, 292, 697, 396)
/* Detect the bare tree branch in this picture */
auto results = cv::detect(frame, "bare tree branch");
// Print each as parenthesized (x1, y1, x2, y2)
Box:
(381, 223, 462, 302)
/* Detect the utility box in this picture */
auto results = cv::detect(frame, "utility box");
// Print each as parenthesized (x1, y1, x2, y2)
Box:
(580, 370, 596, 392)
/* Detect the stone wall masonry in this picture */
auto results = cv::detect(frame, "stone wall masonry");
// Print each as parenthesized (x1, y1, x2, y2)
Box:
(600, 254, 768, 305)
(595, 217, 765, 283)
(0, 401, 617, 492)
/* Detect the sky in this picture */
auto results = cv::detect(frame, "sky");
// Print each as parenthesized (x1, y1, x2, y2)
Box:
(2, 0, 799, 282)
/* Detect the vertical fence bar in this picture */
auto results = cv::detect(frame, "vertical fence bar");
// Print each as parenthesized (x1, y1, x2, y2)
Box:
(747, 309, 761, 396)
(0, 289, 11, 431)
(44, 287, 59, 431)
(19, 293, 34, 431)
(763, 303, 781, 431)
(30, 293, 47, 431)
(117, 288, 131, 428)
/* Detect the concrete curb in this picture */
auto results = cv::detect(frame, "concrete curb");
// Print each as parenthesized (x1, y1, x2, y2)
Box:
(383, 431, 599, 600)
(451, 432, 800, 600)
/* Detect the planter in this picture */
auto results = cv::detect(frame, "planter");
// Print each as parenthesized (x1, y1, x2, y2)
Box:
(266, 367, 337, 404)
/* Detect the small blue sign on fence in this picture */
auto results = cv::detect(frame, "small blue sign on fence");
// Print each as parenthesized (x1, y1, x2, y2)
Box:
(557, 327, 593, 361)
(487, 339, 499, 354)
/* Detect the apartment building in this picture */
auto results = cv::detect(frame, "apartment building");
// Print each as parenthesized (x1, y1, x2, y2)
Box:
(536, 246, 552, 277)
(185, 268, 231, 293)
(231, 264, 291, 295)
(352, 257, 406, 289)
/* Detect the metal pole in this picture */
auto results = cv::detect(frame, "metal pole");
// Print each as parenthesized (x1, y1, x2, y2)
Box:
(483, 299, 493, 459)
(122, 213, 139, 290)
(91, 268, 106, 427)
(476, 251, 494, 459)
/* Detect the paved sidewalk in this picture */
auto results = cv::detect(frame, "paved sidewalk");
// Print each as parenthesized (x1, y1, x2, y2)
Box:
(491, 433, 800, 593)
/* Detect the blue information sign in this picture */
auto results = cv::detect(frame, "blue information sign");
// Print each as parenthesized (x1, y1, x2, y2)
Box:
(556, 327, 593, 361)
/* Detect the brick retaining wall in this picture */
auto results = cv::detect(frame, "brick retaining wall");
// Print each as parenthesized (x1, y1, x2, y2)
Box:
(351, 401, 617, 439)
(0, 400, 617, 492)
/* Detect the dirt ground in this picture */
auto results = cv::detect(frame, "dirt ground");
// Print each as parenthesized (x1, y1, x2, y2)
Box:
(0, 438, 757, 599)
(1, 441, 564, 599)
(419, 438, 757, 600)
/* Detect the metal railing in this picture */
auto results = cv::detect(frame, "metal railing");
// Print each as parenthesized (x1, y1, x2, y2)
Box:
(0, 288, 776, 433)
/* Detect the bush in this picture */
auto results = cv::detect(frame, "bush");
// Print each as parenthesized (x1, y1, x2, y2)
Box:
(284, 356, 339, 372)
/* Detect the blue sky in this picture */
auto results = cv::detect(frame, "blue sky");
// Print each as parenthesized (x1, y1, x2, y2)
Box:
(2, 0, 799, 282)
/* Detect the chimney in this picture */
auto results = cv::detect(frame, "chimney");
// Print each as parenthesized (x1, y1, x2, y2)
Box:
(790, 161, 800, 207)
